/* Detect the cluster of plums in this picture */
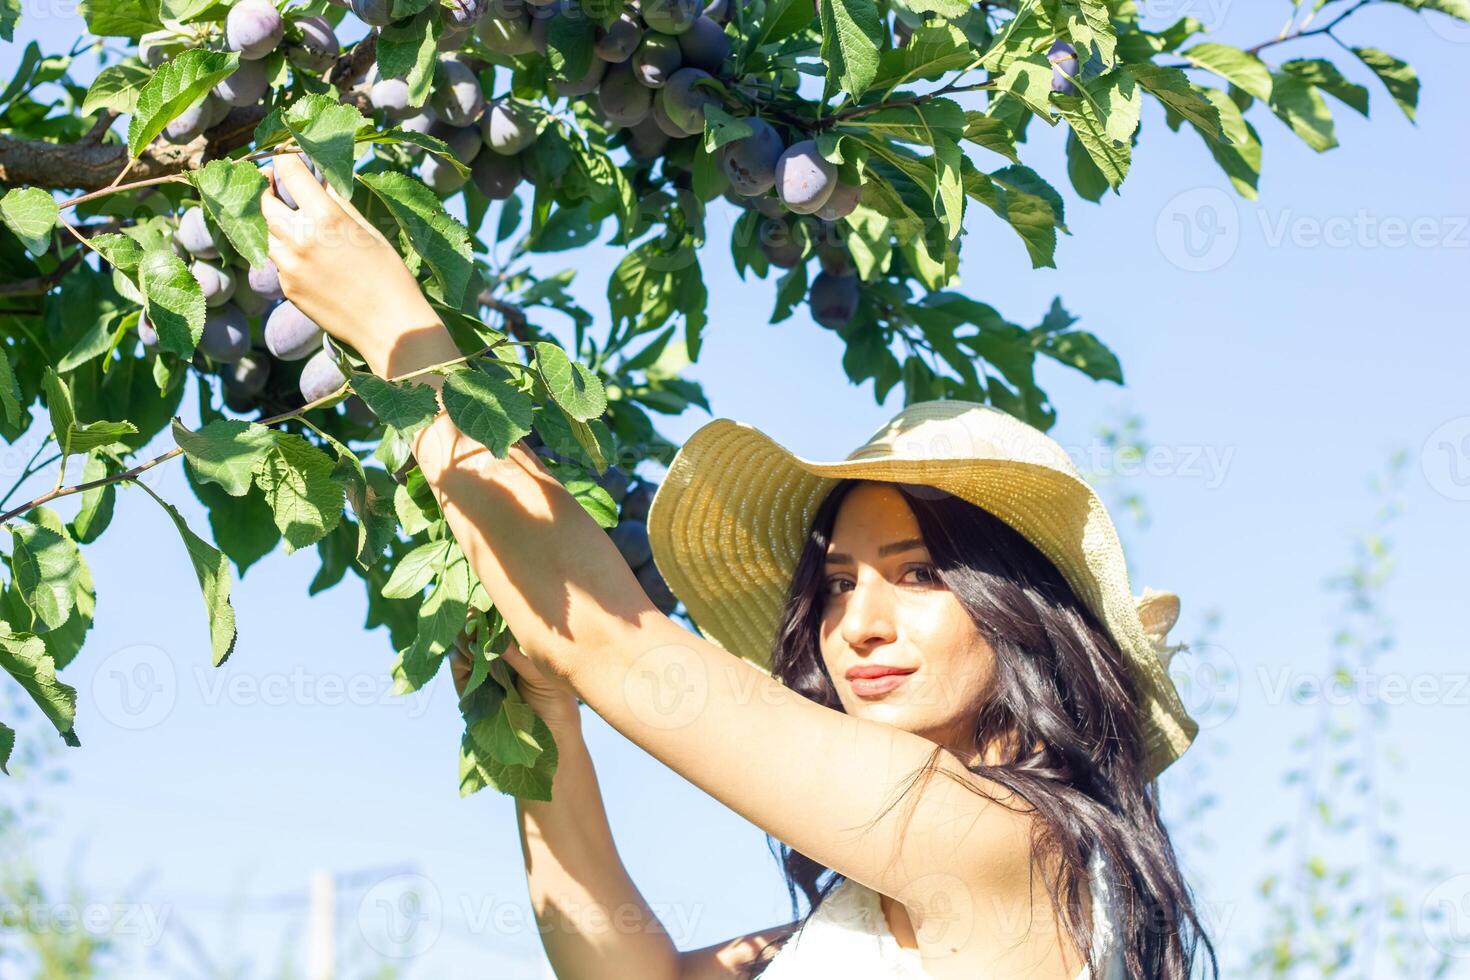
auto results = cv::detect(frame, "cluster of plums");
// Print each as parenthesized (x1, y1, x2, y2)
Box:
(523, 430, 679, 615)
(141, 202, 353, 413)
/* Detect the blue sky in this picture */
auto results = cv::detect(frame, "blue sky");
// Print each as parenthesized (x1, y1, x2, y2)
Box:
(2, 3, 1468, 977)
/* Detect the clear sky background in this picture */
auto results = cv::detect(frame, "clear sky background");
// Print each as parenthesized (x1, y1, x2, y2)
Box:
(2, 3, 1468, 978)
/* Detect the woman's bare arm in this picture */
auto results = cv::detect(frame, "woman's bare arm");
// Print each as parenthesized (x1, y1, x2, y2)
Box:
(515, 709, 685, 980)
(261, 156, 1038, 943)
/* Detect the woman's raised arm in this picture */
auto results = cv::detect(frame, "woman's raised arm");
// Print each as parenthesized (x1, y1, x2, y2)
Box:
(261, 156, 1038, 961)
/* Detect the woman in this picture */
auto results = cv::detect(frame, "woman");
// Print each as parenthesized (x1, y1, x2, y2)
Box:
(262, 154, 1219, 979)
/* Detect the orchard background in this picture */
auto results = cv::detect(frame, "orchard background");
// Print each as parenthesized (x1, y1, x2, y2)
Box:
(1, 0, 1469, 976)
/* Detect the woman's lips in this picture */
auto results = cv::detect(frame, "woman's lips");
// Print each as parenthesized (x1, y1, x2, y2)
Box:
(848, 670, 915, 698)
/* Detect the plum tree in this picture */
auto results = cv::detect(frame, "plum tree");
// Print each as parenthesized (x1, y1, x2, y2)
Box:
(1049, 40, 1079, 95)
(0, 0, 1453, 805)
(287, 16, 341, 73)
(598, 62, 654, 127)
(176, 207, 219, 258)
(265, 300, 326, 361)
(298, 347, 349, 402)
(432, 58, 486, 127)
(632, 32, 683, 88)
(775, 139, 835, 213)
(676, 16, 729, 73)
(596, 12, 644, 63)
(642, 0, 700, 35)
(226, 0, 285, 59)
(471, 150, 523, 198)
(658, 67, 715, 135)
(720, 117, 782, 196)
(481, 101, 536, 155)
(808, 270, 858, 329)
(199, 305, 252, 363)
(214, 59, 270, 107)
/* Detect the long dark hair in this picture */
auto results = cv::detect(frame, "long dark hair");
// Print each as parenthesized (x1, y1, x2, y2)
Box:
(739, 478, 1218, 980)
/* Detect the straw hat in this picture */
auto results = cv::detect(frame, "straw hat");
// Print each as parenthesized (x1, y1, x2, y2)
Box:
(644, 399, 1199, 780)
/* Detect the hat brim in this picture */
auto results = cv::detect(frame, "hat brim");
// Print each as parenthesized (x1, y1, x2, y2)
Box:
(646, 418, 1199, 780)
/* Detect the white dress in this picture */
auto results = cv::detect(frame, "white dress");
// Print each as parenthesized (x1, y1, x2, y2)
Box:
(757, 847, 1125, 979)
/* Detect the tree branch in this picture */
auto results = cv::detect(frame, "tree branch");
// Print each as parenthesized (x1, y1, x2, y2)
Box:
(0, 105, 267, 192)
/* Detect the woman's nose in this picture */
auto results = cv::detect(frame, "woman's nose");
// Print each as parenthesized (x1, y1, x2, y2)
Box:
(839, 573, 897, 650)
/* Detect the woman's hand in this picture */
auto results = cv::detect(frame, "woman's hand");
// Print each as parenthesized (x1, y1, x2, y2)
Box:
(451, 635, 583, 733)
(259, 152, 458, 379)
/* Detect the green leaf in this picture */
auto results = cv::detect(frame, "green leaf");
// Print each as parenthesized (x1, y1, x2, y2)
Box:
(40, 368, 138, 458)
(534, 343, 606, 422)
(1196, 87, 1261, 199)
(1179, 43, 1272, 102)
(381, 539, 449, 599)
(283, 94, 366, 199)
(819, 0, 882, 99)
(70, 452, 117, 545)
(0, 624, 77, 744)
(478, 696, 543, 766)
(842, 98, 965, 144)
(57, 309, 129, 372)
(868, 24, 975, 96)
(8, 509, 84, 632)
(0, 188, 59, 256)
(1051, 68, 1141, 192)
(750, 0, 813, 50)
(81, 59, 151, 116)
(359, 171, 473, 306)
(360, 128, 470, 178)
(89, 232, 143, 275)
(138, 247, 206, 357)
(702, 104, 753, 153)
(442, 366, 534, 457)
(994, 51, 1055, 118)
(127, 48, 239, 157)
(0, 347, 21, 426)
(1058, 0, 1115, 66)
(0, 721, 13, 773)
(1281, 58, 1369, 117)
(0, 0, 20, 42)
(251, 432, 346, 553)
(402, 554, 471, 678)
(136, 482, 238, 666)
(1039, 330, 1122, 383)
(78, 0, 161, 37)
(1064, 130, 1108, 202)
(1268, 70, 1337, 152)
(1127, 64, 1221, 141)
(349, 374, 440, 439)
(186, 466, 281, 578)
(546, 15, 594, 81)
(1352, 48, 1418, 122)
(962, 112, 1019, 163)
(377, 8, 440, 108)
(173, 418, 276, 496)
(460, 711, 559, 799)
(188, 160, 270, 268)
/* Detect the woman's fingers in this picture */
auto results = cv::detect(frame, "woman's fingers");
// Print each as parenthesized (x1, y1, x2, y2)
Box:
(272, 151, 333, 215)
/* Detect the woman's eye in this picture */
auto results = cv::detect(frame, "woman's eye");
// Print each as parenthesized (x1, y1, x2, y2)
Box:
(823, 565, 937, 597)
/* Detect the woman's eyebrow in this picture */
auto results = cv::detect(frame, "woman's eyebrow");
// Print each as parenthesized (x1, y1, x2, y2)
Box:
(824, 537, 927, 566)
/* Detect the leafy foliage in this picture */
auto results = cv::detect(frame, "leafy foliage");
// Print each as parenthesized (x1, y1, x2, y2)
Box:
(0, 0, 1459, 800)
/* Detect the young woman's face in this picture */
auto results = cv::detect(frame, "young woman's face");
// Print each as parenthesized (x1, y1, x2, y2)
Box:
(816, 482, 995, 758)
